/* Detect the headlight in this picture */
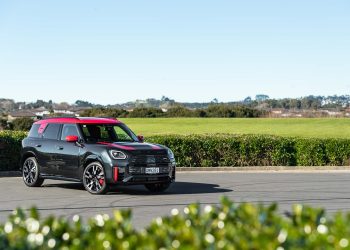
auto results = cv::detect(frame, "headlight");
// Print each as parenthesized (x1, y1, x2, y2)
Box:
(109, 150, 127, 160)
(167, 148, 175, 159)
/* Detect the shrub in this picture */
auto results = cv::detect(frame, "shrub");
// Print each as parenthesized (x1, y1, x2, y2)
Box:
(11, 117, 34, 131)
(1, 132, 350, 171)
(1, 197, 350, 249)
(0, 130, 27, 171)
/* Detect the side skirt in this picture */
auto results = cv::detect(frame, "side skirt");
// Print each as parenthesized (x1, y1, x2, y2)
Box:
(41, 175, 82, 183)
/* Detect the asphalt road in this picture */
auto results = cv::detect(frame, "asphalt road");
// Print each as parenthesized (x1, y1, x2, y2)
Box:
(1, 172, 350, 228)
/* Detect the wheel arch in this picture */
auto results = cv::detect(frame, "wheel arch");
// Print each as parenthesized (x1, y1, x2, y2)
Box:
(20, 151, 37, 169)
(79, 154, 105, 180)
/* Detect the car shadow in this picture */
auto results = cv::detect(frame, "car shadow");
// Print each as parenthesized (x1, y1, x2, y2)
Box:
(42, 182, 233, 195)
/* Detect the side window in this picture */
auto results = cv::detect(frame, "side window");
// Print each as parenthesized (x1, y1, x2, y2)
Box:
(61, 124, 79, 140)
(43, 124, 61, 140)
(28, 124, 40, 138)
(114, 126, 133, 142)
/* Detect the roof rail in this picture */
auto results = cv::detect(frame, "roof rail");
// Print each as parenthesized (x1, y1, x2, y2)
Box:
(40, 116, 79, 120)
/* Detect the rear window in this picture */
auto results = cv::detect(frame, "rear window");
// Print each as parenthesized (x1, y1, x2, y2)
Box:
(28, 124, 40, 138)
(43, 124, 61, 140)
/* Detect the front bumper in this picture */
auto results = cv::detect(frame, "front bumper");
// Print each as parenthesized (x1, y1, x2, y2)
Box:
(105, 159, 176, 185)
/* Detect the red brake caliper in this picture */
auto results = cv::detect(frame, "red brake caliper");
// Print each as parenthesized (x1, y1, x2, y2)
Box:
(99, 178, 104, 185)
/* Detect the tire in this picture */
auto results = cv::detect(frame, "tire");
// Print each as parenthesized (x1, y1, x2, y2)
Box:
(22, 157, 44, 187)
(144, 182, 171, 193)
(83, 162, 108, 195)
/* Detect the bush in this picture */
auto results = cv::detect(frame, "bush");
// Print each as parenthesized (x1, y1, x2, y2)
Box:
(1, 197, 350, 249)
(1, 132, 350, 171)
(11, 117, 34, 131)
(0, 130, 27, 171)
(147, 135, 350, 167)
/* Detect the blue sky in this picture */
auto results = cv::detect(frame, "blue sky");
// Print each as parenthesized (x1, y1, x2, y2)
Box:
(0, 0, 349, 104)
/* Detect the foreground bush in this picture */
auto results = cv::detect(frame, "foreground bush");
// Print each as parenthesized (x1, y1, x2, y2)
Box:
(1, 131, 350, 170)
(1, 197, 350, 249)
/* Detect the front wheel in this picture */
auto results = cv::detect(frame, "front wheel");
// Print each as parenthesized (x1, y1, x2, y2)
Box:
(22, 157, 44, 187)
(83, 162, 108, 195)
(144, 182, 171, 193)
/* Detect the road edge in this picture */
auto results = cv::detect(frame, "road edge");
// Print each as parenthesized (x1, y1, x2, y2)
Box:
(2, 166, 350, 177)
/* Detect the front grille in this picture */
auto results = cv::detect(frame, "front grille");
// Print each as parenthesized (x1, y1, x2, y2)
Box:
(128, 154, 170, 175)
(129, 166, 171, 175)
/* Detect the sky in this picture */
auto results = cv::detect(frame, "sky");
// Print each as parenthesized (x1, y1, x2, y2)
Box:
(0, 0, 349, 105)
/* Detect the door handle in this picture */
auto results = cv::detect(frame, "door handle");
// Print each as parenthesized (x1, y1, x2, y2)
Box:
(35, 144, 42, 148)
(56, 146, 64, 150)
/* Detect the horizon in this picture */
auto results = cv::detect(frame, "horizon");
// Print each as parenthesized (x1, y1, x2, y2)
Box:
(2, 93, 350, 106)
(0, 1, 349, 104)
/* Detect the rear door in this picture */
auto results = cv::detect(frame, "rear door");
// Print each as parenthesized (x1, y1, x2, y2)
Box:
(37, 123, 61, 175)
(55, 124, 81, 178)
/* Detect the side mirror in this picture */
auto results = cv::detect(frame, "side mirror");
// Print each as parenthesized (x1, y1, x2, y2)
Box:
(66, 135, 79, 143)
(137, 135, 144, 143)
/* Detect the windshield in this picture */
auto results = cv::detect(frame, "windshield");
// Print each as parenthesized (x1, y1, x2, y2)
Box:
(80, 124, 138, 143)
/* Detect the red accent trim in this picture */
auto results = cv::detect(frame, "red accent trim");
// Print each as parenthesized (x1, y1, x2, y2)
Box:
(34, 117, 120, 125)
(38, 123, 48, 134)
(97, 142, 135, 150)
(65, 135, 79, 142)
(113, 167, 118, 182)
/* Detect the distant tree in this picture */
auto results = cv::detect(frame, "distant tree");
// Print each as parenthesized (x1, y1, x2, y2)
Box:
(75, 100, 93, 107)
(243, 97, 252, 104)
(11, 118, 33, 131)
(0, 119, 7, 130)
(129, 108, 164, 118)
(255, 94, 270, 102)
(166, 106, 194, 117)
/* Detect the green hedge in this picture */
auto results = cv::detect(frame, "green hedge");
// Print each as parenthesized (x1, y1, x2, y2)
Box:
(1, 197, 350, 249)
(0, 131, 27, 171)
(1, 131, 350, 171)
(147, 135, 350, 167)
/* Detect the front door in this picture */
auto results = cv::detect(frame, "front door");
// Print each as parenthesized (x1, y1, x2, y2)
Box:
(55, 124, 81, 178)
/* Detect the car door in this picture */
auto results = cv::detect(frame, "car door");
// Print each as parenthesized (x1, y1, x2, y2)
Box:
(37, 123, 61, 175)
(55, 124, 81, 178)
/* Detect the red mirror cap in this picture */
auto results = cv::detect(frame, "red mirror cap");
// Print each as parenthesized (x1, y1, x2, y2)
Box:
(137, 135, 144, 143)
(66, 135, 79, 142)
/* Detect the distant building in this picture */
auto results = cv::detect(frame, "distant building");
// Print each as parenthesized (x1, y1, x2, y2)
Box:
(8, 110, 37, 122)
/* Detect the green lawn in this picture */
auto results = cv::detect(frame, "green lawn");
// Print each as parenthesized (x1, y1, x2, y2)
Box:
(119, 118, 350, 139)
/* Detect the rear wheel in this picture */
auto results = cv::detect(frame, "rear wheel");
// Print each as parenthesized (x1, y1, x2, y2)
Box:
(83, 162, 108, 194)
(144, 182, 171, 193)
(22, 157, 44, 187)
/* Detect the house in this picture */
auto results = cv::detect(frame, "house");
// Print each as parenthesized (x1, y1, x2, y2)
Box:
(7, 110, 37, 122)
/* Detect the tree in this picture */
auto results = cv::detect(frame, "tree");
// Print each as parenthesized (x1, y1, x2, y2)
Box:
(11, 118, 34, 131)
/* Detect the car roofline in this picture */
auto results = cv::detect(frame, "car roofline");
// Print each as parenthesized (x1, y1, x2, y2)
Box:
(34, 117, 121, 125)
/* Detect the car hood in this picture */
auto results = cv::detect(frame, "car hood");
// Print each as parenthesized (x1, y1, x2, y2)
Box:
(97, 142, 167, 151)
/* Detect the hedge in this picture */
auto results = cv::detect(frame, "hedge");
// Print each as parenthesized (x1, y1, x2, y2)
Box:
(0, 131, 27, 171)
(1, 197, 350, 249)
(147, 134, 350, 167)
(1, 131, 350, 171)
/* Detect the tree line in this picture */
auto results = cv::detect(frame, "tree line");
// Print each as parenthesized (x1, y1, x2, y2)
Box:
(80, 105, 266, 118)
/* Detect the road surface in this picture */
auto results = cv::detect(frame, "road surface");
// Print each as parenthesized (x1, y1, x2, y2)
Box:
(1, 172, 350, 228)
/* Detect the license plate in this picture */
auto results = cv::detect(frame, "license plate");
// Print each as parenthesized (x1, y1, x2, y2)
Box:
(145, 167, 159, 174)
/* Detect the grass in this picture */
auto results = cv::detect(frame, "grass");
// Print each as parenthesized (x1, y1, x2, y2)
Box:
(119, 118, 350, 139)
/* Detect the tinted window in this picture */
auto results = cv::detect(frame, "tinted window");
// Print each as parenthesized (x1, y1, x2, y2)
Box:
(80, 124, 136, 143)
(43, 124, 60, 140)
(61, 124, 79, 140)
(28, 124, 40, 138)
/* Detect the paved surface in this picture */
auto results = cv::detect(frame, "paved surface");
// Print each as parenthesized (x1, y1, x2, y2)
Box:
(1, 172, 350, 228)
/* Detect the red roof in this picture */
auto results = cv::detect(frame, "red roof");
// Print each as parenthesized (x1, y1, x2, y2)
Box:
(34, 117, 120, 125)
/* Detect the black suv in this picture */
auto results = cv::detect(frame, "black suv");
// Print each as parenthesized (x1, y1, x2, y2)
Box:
(21, 117, 176, 194)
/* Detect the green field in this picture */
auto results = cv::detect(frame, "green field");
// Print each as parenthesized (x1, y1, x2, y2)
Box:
(119, 118, 350, 138)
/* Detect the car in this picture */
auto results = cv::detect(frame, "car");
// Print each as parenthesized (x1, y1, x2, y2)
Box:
(20, 117, 176, 194)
